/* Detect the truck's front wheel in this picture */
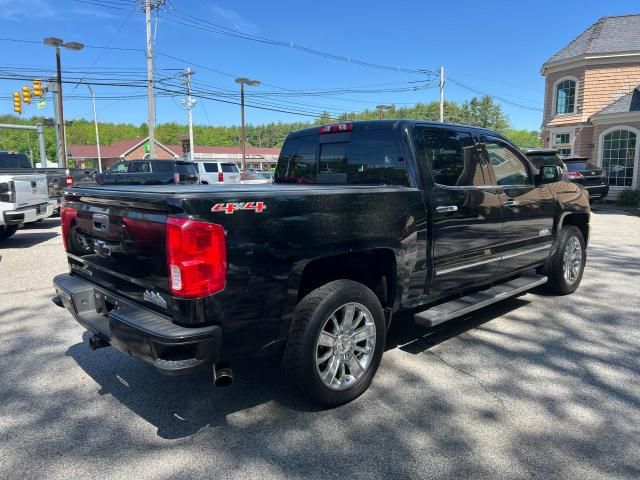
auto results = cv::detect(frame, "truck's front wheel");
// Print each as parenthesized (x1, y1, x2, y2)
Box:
(542, 225, 586, 295)
(284, 280, 386, 407)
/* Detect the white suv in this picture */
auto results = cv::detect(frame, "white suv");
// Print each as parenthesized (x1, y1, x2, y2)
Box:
(195, 161, 241, 184)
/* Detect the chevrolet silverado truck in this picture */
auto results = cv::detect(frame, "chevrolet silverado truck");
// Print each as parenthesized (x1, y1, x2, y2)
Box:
(52, 120, 590, 406)
(1, 173, 55, 240)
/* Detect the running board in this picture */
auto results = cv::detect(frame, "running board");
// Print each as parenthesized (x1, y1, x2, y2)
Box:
(414, 273, 547, 328)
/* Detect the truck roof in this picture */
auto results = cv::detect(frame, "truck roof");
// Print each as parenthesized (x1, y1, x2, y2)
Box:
(287, 119, 506, 139)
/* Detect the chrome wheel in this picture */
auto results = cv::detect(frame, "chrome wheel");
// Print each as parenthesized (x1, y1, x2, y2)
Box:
(562, 236, 583, 285)
(315, 302, 377, 391)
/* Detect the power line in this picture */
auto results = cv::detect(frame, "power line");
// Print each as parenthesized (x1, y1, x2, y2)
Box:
(447, 77, 543, 112)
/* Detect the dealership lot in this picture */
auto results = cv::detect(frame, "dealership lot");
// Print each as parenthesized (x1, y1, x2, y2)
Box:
(0, 211, 638, 479)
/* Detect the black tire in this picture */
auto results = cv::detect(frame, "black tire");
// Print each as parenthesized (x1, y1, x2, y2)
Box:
(0, 225, 18, 241)
(283, 279, 386, 407)
(542, 225, 586, 295)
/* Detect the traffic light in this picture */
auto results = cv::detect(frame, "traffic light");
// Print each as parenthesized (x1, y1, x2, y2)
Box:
(33, 79, 43, 97)
(13, 92, 22, 114)
(22, 86, 32, 104)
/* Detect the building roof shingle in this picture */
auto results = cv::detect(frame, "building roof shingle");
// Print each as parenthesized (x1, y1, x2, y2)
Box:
(69, 137, 149, 159)
(165, 145, 281, 156)
(595, 87, 640, 115)
(546, 14, 640, 65)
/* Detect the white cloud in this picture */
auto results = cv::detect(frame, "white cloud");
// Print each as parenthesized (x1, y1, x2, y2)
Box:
(71, 8, 119, 20)
(0, 0, 56, 21)
(210, 4, 259, 34)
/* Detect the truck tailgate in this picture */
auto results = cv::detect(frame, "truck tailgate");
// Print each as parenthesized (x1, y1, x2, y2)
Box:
(64, 191, 175, 313)
(8, 174, 48, 207)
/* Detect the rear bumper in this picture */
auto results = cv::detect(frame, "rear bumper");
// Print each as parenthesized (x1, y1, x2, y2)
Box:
(52, 273, 222, 375)
(1, 201, 55, 226)
(585, 184, 609, 199)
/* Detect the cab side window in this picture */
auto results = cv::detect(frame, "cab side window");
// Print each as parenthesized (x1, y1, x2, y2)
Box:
(413, 127, 485, 186)
(108, 162, 127, 174)
(129, 161, 150, 173)
(483, 139, 532, 186)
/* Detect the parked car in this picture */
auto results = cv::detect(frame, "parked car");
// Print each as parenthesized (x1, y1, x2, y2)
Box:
(562, 156, 609, 200)
(1, 173, 55, 240)
(95, 159, 199, 185)
(241, 170, 274, 184)
(0, 151, 96, 209)
(53, 120, 590, 406)
(523, 148, 569, 181)
(194, 161, 241, 184)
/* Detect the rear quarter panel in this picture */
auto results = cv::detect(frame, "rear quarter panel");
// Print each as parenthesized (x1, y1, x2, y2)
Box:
(180, 186, 426, 359)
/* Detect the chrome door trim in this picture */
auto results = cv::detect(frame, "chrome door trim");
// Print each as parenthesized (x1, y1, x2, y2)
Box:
(436, 255, 501, 276)
(500, 242, 552, 260)
(435, 242, 552, 276)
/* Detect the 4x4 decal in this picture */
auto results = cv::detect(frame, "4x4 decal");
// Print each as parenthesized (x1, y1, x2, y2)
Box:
(211, 202, 266, 214)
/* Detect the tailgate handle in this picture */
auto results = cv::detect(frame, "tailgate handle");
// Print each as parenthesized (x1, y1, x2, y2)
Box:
(92, 213, 109, 233)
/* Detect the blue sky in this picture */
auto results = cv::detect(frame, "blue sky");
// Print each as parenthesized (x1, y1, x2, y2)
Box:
(1, 0, 639, 131)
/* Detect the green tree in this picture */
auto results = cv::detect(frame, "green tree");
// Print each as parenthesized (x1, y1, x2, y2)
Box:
(505, 129, 541, 148)
(460, 96, 510, 132)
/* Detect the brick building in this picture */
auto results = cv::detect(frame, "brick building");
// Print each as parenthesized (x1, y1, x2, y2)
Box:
(68, 137, 177, 170)
(69, 137, 280, 171)
(541, 14, 640, 196)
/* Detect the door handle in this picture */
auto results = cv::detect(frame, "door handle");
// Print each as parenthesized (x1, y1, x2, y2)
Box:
(436, 205, 459, 213)
(503, 199, 520, 207)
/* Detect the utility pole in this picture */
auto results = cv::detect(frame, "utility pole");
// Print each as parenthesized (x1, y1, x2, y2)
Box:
(439, 66, 445, 123)
(85, 83, 102, 172)
(235, 77, 260, 172)
(145, 0, 158, 158)
(181, 68, 196, 160)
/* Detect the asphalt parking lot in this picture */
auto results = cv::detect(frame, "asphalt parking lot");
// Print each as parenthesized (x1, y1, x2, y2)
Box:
(0, 210, 638, 479)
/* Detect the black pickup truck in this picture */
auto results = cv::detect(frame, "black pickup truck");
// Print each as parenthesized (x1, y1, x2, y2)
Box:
(53, 120, 590, 406)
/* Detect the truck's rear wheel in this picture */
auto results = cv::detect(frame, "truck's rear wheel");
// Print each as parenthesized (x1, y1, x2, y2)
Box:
(542, 225, 586, 295)
(0, 225, 18, 241)
(284, 280, 385, 406)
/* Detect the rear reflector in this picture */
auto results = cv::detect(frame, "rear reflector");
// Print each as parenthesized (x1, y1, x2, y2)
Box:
(166, 217, 226, 298)
(60, 206, 77, 251)
(568, 172, 583, 179)
(218, 171, 224, 182)
(66, 169, 73, 187)
(320, 123, 353, 134)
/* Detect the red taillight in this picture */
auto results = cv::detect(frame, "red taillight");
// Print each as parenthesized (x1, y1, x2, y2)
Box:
(173, 172, 180, 184)
(60, 206, 77, 251)
(66, 169, 73, 187)
(319, 123, 353, 134)
(218, 171, 224, 182)
(568, 171, 583, 179)
(166, 217, 226, 298)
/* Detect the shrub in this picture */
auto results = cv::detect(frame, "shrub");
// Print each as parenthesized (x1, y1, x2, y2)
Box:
(618, 188, 640, 206)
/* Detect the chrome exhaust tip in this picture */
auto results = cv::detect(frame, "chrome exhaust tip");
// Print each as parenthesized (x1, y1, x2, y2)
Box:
(213, 362, 233, 387)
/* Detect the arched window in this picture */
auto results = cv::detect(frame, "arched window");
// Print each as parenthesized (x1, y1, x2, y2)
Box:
(555, 79, 577, 114)
(602, 129, 637, 187)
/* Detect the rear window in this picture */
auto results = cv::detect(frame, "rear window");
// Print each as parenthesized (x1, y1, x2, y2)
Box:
(565, 161, 595, 172)
(203, 162, 218, 173)
(275, 129, 408, 186)
(526, 154, 564, 169)
(221, 163, 239, 173)
(175, 162, 197, 176)
(0, 152, 31, 168)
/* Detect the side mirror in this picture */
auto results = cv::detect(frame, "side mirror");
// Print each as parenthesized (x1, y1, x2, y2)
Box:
(537, 165, 562, 184)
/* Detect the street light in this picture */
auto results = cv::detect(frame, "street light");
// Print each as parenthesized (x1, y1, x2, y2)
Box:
(44, 37, 84, 168)
(376, 104, 393, 120)
(235, 77, 260, 173)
